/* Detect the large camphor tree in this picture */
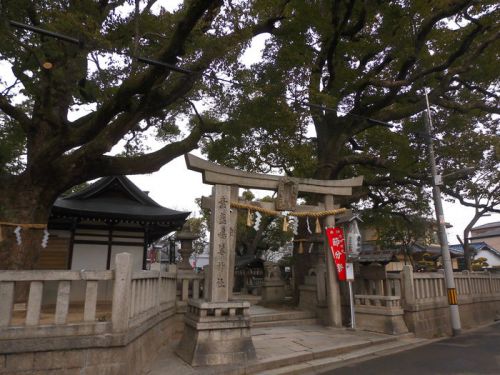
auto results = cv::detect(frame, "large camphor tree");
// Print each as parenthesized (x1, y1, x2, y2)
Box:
(1, 1, 498, 270)
(202, 1, 499, 244)
(0, 0, 289, 269)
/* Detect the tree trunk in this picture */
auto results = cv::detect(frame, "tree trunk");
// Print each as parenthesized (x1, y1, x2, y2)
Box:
(0, 180, 54, 270)
(462, 210, 486, 271)
(463, 233, 473, 271)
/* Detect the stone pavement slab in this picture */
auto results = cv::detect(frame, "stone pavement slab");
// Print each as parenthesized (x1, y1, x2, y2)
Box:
(147, 324, 419, 375)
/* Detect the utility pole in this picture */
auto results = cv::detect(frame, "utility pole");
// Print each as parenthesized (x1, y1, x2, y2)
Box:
(424, 92, 461, 335)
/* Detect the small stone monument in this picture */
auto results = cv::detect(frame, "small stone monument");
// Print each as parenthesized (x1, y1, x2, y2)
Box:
(261, 262, 285, 303)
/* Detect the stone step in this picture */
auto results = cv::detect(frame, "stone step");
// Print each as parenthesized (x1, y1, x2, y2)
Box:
(252, 318, 318, 328)
(252, 338, 428, 375)
(251, 310, 316, 323)
(232, 293, 262, 305)
(236, 335, 397, 375)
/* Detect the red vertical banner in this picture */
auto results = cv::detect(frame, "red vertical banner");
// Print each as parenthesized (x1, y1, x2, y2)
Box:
(325, 227, 346, 281)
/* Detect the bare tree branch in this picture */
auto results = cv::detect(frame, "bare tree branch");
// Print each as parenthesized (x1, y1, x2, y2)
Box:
(0, 94, 31, 131)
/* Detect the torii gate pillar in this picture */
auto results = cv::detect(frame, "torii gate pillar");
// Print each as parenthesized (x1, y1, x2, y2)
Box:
(324, 195, 342, 327)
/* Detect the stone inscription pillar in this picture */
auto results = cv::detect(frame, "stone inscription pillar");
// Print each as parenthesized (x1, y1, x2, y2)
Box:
(207, 184, 231, 302)
(176, 184, 256, 366)
(228, 186, 239, 300)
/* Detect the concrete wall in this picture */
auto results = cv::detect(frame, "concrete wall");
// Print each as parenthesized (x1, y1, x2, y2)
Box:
(403, 296, 500, 338)
(0, 313, 184, 375)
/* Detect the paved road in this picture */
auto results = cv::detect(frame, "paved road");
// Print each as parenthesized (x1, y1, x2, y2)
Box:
(324, 322, 500, 375)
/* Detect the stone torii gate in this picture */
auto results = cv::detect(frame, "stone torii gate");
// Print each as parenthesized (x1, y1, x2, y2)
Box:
(176, 154, 363, 366)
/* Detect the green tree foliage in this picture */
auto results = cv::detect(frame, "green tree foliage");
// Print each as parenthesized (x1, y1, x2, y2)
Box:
(202, 0, 499, 221)
(1, 1, 498, 270)
(444, 151, 499, 270)
(413, 251, 438, 272)
(0, 0, 290, 269)
(363, 211, 435, 266)
(471, 257, 489, 271)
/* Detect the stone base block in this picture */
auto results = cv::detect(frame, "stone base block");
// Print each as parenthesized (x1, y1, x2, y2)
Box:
(298, 285, 317, 311)
(355, 306, 409, 335)
(176, 300, 256, 366)
(261, 281, 285, 303)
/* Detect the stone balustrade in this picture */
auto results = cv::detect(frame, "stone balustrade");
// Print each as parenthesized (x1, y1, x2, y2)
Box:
(177, 270, 204, 302)
(455, 271, 500, 296)
(186, 301, 249, 318)
(361, 268, 500, 305)
(354, 294, 402, 308)
(0, 254, 204, 351)
(0, 269, 113, 336)
(353, 292, 407, 335)
(355, 273, 402, 297)
(0, 253, 202, 374)
(353, 266, 500, 337)
(412, 273, 447, 303)
(127, 268, 177, 329)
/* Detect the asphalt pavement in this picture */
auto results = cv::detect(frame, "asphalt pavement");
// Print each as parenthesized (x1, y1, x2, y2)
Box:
(323, 322, 500, 375)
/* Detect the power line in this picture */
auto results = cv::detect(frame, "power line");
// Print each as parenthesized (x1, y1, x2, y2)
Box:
(9, 20, 83, 46)
(135, 56, 192, 75)
(8, 20, 393, 128)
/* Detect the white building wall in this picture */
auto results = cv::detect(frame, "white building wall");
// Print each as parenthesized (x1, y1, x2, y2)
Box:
(475, 249, 500, 267)
(71, 244, 108, 271)
(110, 245, 144, 271)
(68, 230, 145, 302)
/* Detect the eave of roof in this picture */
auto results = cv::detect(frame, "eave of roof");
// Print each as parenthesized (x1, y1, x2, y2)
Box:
(51, 176, 190, 224)
(472, 221, 500, 230)
(470, 229, 500, 239)
(449, 242, 500, 257)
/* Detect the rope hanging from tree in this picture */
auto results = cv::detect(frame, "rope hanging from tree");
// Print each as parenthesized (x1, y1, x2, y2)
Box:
(0, 222, 49, 247)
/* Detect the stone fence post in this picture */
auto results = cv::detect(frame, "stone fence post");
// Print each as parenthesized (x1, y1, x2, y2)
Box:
(401, 265, 415, 307)
(112, 253, 132, 333)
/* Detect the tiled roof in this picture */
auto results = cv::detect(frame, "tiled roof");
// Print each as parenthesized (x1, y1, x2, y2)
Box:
(472, 221, 500, 230)
(409, 243, 463, 257)
(449, 242, 500, 257)
(52, 176, 190, 223)
(357, 245, 398, 263)
(470, 228, 500, 240)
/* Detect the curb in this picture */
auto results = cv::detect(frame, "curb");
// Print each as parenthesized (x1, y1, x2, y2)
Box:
(214, 334, 400, 375)
(255, 338, 430, 375)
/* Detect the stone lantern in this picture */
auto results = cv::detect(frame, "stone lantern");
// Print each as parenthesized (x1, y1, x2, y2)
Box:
(175, 222, 199, 270)
(336, 214, 363, 261)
